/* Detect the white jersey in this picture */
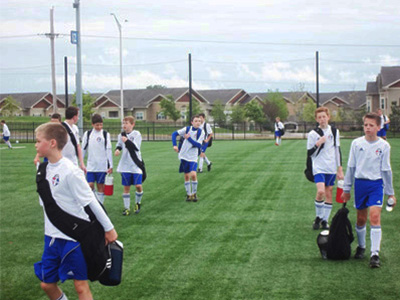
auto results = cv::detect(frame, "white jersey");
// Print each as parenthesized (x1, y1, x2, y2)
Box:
(39, 157, 112, 241)
(82, 129, 113, 172)
(307, 125, 340, 175)
(274, 122, 284, 131)
(116, 130, 143, 174)
(177, 126, 205, 162)
(200, 122, 213, 139)
(380, 115, 388, 129)
(347, 136, 391, 180)
(62, 122, 80, 165)
(2, 123, 10, 137)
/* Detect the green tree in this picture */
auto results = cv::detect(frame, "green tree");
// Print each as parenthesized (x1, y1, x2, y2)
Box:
(301, 99, 317, 122)
(245, 101, 265, 127)
(230, 105, 246, 124)
(389, 104, 400, 131)
(160, 95, 180, 123)
(210, 100, 227, 126)
(146, 85, 167, 89)
(0, 96, 20, 116)
(184, 98, 202, 121)
(263, 90, 289, 121)
(72, 92, 95, 122)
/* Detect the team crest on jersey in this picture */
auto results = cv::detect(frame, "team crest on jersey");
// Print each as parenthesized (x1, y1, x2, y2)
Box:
(97, 137, 102, 143)
(375, 148, 383, 156)
(52, 174, 60, 186)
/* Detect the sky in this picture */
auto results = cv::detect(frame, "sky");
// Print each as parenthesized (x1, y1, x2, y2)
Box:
(1, 0, 400, 95)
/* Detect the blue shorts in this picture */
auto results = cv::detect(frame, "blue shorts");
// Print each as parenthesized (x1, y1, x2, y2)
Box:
(314, 173, 336, 186)
(34, 236, 88, 283)
(86, 172, 106, 184)
(275, 130, 282, 137)
(179, 159, 197, 173)
(121, 172, 142, 186)
(354, 179, 384, 210)
(377, 128, 386, 137)
(3, 136, 9, 141)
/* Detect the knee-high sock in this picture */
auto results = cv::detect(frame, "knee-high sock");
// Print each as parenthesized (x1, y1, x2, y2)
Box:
(356, 224, 366, 248)
(204, 156, 211, 165)
(198, 157, 204, 171)
(191, 181, 198, 195)
(97, 192, 105, 204)
(123, 193, 130, 209)
(370, 226, 382, 256)
(56, 292, 68, 300)
(323, 202, 333, 222)
(6, 140, 12, 148)
(135, 191, 143, 204)
(275, 137, 279, 144)
(185, 181, 191, 195)
(315, 200, 324, 218)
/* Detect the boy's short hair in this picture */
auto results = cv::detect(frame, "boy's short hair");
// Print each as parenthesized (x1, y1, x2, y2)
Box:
(198, 113, 205, 118)
(50, 113, 61, 122)
(65, 106, 79, 120)
(363, 112, 381, 127)
(123, 116, 135, 124)
(36, 123, 68, 150)
(191, 114, 201, 122)
(1, 120, 5, 124)
(91, 114, 103, 124)
(315, 107, 330, 117)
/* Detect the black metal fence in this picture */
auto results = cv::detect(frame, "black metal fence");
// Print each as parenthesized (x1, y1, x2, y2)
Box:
(5, 120, 400, 143)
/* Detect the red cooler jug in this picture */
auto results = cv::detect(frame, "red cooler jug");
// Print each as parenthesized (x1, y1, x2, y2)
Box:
(335, 180, 344, 203)
(104, 174, 114, 196)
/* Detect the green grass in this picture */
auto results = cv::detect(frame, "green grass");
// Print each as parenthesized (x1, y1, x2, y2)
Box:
(1, 139, 400, 300)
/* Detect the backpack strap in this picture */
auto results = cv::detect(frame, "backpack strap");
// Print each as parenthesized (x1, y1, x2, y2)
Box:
(62, 122, 79, 157)
(103, 130, 108, 149)
(84, 129, 93, 151)
(204, 123, 208, 137)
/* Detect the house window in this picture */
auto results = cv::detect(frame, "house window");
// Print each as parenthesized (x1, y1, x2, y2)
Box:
(366, 100, 371, 112)
(380, 98, 385, 110)
(332, 110, 337, 117)
(156, 112, 166, 120)
(181, 110, 186, 120)
(136, 112, 144, 120)
(109, 111, 118, 118)
(101, 112, 106, 118)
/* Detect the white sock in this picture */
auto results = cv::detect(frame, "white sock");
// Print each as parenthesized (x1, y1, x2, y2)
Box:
(278, 138, 281, 145)
(323, 202, 332, 222)
(56, 292, 69, 300)
(315, 200, 324, 218)
(97, 192, 105, 204)
(191, 181, 198, 195)
(198, 157, 204, 171)
(370, 226, 382, 256)
(6, 141, 12, 148)
(123, 193, 130, 210)
(205, 157, 210, 165)
(135, 191, 143, 204)
(276, 137, 279, 144)
(184, 181, 191, 195)
(356, 224, 366, 248)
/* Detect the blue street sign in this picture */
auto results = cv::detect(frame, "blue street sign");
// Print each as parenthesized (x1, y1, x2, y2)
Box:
(71, 31, 78, 44)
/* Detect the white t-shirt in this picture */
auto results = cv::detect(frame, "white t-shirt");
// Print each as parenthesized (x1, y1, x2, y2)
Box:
(307, 125, 340, 175)
(380, 115, 388, 129)
(82, 129, 113, 172)
(177, 126, 205, 162)
(62, 122, 80, 165)
(200, 122, 213, 139)
(2, 123, 10, 137)
(116, 130, 143, 174)
(274, 122, 284, 131)
(39, 157, 113, 241)
(347, 136, 391, 180)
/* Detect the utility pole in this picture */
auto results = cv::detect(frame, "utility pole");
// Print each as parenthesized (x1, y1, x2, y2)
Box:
(45, 7, 59, 114)
(316, 51, 319, 108)
(64, 56, 69, 108)
(73, 0, 83, 135)
(188, 53, 192, 124)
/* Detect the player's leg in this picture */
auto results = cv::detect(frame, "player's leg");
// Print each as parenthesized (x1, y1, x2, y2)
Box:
(198, 153, 205, 172)
(369, 205, 382, 267)
(73, 280, 92, 300)
(95, 173, 106, 204)
(321, 175, 335, 229)
(190, 170, 198, 201)
(184, 172, 191, 201)
(313, 175, 326, 229)
(204, 155, 212, 171)
(134, 174, 143, 213)
(121, 173, 132, 215)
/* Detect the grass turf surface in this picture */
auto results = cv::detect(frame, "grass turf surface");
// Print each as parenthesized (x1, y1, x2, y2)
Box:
(1, 139, 400, 300)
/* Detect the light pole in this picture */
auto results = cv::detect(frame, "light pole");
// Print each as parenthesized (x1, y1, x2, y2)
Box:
(111, 13, 127, 125)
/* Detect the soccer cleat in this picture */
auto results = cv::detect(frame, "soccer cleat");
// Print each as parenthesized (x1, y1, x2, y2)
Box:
(207, 162, 212, 172)
(312, 217, 322, 230)
(321, 220, 330, 230)
(122, 209, 130, 216)
(354, 247, 366, 259)
(198, 169, 203, 173)
(192, 193, 198, 202)
(186, 195, 192, 202)
(134, 203, 141, 214)
(369, 255, 380, 268)
(275, 143, 279, 146)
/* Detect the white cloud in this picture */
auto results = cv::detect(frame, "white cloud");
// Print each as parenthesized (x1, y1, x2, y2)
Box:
(206, 68, 223, 80)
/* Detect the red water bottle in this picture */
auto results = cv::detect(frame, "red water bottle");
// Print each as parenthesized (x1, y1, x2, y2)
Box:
(104, 174, 114, 196)
(335, 180, 344, 203)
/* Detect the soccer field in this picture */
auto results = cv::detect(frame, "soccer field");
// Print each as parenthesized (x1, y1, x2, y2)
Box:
(1, 139, 399, 300)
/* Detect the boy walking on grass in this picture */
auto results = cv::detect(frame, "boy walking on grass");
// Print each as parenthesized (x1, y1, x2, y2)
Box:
(274, 117, 284, 146)
(307, 107, 344, 230)
(198, 113, 213, 173)
(342, 112, 396, 268)
(172, 115, 205, 202)
(34, 122, 118, 300)
(115, 116, 145, 216)
(82, 114, 113, 204)
(1, 120, 12, 149)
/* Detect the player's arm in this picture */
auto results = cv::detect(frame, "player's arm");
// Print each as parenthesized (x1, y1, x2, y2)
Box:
(106, 132, 113, 173)
(342, 141, 357, 202)
(77, 144, 86, 173)
(81, 131, 88, 159)
(306, 132, 319, 156)
(335, 129, 344, 180)
(115, 134, 123, 156)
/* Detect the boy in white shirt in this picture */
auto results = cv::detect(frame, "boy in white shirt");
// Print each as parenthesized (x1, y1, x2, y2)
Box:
(1, 120, 12, 149)
(172, 115, 205, 202)
(342, 112, 396, 268)
(198, 113, 213, 172)
(307, 107, 343, 230)
(274, 117, 284, 146)
(34, 122, 118, 300)
(376, 109, 390, 140)
(62, 107, 86, 173)
(115, 116, 145, 216)
(82, 114, 113, 204)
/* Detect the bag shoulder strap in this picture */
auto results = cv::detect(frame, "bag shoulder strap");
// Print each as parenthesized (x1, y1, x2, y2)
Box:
(84, 129, 93, 150)
(62, 122, 79, 156)
(103, 130, 108, 149)
(331, 126, 337, 147)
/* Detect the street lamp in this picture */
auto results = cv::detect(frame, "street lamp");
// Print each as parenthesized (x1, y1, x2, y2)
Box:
(110, 13, 127, 125)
